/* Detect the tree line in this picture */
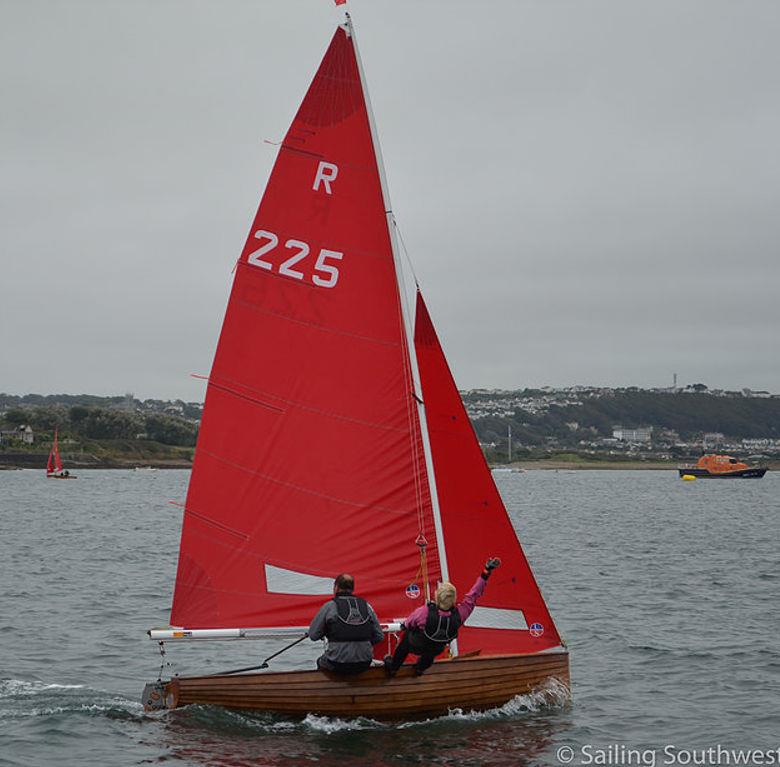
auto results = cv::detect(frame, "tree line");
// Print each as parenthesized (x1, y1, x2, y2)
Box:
(1, 405, 197, 447)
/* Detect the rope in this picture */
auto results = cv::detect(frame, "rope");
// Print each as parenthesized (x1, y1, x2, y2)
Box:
(215, 633, 309, 676)
(389, 215, 428, 547)
(409, 534, 431, 602)
(391, 216, 440, 581)
(156, 641, 175, 682)
(393, 215, 421, 289)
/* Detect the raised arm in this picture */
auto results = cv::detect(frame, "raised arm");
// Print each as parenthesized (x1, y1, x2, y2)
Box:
(457, 557, 501, 623)
(456, 576, 485, 622)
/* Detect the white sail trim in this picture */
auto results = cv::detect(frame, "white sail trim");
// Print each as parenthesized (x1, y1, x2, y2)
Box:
(264, 564, 333, 595)
(347, 15, 452, 618)
(467, 606, 529, 631)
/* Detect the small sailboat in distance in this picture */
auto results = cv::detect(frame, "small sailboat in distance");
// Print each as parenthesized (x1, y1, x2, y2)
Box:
(46, 428, 76, 479)
(143, 10, 568, 719)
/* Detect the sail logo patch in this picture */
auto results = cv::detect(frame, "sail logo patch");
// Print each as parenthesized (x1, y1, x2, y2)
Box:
(529, 622, 544, 637)
(405, 584, 420, 599)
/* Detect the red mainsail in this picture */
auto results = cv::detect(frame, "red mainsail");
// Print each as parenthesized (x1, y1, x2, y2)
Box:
(413, 293, 562, 654)
(171, 25, 439, 630)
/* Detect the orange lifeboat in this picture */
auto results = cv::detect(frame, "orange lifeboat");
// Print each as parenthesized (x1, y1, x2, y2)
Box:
(678, 454, 767, 479)
(697, 454, 748, 474)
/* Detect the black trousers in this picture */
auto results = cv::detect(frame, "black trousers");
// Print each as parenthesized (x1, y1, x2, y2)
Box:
(316, 655, 371, 675)
(387, 631, 440, 674)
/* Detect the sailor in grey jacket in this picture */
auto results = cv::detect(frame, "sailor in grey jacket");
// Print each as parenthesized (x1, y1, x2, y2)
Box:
(308, 573, 384, 674)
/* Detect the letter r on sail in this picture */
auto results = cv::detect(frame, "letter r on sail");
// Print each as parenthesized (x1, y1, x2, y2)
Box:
(313, 161, 338, 194)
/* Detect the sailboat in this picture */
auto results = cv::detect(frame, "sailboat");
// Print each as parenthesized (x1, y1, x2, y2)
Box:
(143, 11, 569, 719)
(46, 428, 75, 479)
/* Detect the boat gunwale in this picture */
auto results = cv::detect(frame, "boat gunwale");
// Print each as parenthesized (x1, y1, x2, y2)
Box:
(160, 651, 571, 718)
(178, 649, 570, 684)
(176, 662, 570, 694)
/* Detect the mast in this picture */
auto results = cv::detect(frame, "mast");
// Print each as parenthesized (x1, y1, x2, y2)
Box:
(346, 13, 451, 590)
(508, 424, 512, 463)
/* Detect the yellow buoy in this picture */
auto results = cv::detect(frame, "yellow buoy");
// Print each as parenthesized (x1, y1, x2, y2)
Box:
(681, 474, 696, 481)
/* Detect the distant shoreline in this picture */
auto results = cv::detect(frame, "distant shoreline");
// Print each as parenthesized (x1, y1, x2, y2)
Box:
(3, 457, 777, 472)
(498, 459, 779, 471)
(0, 455, 192, 471)
(508, 460, 678, 471)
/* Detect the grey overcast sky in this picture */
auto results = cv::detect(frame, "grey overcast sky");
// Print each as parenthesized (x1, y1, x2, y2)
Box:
(1, 0, 779, 401)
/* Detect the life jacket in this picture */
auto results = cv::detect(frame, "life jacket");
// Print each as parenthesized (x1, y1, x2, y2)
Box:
(409, 602, 462, 654)
(328, 593, 374, 642)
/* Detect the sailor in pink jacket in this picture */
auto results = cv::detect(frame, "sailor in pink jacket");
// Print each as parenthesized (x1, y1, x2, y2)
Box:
(385, 557, 501, 676)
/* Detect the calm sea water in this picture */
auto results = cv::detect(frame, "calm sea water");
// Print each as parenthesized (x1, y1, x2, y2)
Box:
(1, 469, 778, 767)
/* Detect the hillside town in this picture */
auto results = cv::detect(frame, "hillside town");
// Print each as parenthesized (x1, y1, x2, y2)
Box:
(462, 384, 780, 464)
(1, 385, 779, 467)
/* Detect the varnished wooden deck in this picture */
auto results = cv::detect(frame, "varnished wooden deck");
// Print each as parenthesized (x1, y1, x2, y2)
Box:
(156, 651, 570, 719)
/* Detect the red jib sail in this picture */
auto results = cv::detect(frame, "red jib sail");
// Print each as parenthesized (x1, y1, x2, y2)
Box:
(47, 429, 62, 475)
(414, 293, 562, 654)
(170, 24, 440, 631)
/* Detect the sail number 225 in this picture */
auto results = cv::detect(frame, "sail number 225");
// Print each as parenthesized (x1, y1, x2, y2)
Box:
(247, 229, 343, 289)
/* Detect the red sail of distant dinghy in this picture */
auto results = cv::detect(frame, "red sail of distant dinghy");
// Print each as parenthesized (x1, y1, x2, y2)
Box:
(169, 25, 440, 634)
(47, 429, 63, 476)
(413, 292, 562, 655)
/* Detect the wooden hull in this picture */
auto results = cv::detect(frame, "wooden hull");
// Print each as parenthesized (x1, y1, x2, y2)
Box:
(145, 651, 570, 720)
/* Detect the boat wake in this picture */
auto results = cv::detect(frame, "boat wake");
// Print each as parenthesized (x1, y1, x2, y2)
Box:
(301, 713, 383, 733)
(295, 678, 571, 734)
(163, 678, 570, 735)
(0, 675, 569, 732)
(0, 678, 143, 721)
(399, 677, 571, 728)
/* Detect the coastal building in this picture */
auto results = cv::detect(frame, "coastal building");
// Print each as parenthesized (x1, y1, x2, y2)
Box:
(612, 426, 652, 443)
(702, 432, 725, 450)
(742, 388, 772, 398)
(741, 438, 774, 450)
(0, 424, 34, 445)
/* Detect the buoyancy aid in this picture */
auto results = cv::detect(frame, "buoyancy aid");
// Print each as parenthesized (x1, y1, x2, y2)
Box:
(328, 593, 374, 642)
(408, 602, 462, 654)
